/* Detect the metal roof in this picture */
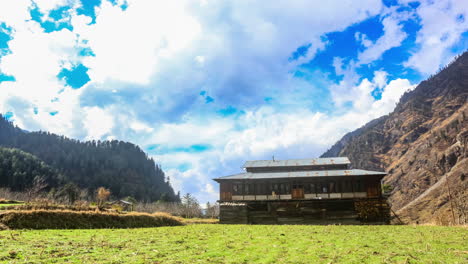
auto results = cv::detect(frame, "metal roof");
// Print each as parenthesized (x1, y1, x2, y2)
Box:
(243, 157, 350, 168)
(214, 169, 386, 181)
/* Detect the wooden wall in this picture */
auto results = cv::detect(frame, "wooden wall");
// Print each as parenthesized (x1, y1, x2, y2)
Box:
(218, 176, 383, 202)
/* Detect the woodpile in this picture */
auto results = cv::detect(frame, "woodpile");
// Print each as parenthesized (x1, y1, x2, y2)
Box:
(220, 199, 390, 224)
(354, 199, 390, 222)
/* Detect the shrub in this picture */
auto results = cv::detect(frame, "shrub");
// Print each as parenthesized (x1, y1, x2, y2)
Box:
(0, 210, 183, 229)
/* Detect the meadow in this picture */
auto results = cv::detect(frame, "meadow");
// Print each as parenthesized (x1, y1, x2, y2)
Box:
(0, 225, 466, 263)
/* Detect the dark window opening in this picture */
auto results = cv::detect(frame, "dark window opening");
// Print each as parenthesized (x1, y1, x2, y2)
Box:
(232, 184, 243, 195)
(308, 183, 316, 194)
(316, 182, 328, 193)
(257, 183, 267, 195)
(353, 180, 364, 192)
(341, 180, 352, 192)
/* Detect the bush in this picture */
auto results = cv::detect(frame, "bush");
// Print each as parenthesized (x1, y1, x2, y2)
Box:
(0, 210, 183, 229)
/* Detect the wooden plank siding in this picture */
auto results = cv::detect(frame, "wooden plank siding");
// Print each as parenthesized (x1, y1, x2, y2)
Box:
(218, 176, 382, 202)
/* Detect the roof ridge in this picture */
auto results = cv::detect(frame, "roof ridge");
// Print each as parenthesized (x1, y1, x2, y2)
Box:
(214, 168, 386, 181)
(243, 157, 351, 168)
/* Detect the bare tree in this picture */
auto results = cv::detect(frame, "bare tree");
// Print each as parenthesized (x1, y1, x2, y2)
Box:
(452, 180, 467, 225)
(25, 176, 48, 202)
(96, 187, 111, 209)
(205, 202, 219, 219)
(181, 193, 202, 218)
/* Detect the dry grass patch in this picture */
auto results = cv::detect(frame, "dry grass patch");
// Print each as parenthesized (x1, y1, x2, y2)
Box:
(0, 209, 183, 229)
(179, 217, 219, 224)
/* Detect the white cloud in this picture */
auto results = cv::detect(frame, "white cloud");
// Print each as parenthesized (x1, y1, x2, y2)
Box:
(0, 0, 31, 28)
(83, 106, 114, 139)
(371, 78, 414, 116)
(403, 0, 468, 74)
(373, 70, 388, 88)
(354, 32, 373, 48)
(357, 11, 409, 64)
(223, 74, 414, 160)
(32, 0, 68, 13)
(72, 0, 202, 85)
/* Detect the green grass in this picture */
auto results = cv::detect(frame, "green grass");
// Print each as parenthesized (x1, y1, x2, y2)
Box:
(0, 225, 466, 263)
(0, 204, 19, 207)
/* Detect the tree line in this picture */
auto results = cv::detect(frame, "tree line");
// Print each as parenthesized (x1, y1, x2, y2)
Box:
(0, 115, 179, 202)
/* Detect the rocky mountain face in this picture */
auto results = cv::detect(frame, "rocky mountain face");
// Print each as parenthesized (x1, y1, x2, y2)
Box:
(321, 52, 468, 224)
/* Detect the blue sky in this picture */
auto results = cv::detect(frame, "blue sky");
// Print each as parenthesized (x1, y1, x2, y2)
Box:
(0, 0, 467, 203)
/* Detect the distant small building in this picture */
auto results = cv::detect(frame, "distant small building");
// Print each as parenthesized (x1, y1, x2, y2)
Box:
(213, 157, 390, 224)
(109, 200, 134, 211)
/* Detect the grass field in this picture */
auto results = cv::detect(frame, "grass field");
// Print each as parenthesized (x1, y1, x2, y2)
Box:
(0, 225, 466, 263)
(0, 204, 20, 208)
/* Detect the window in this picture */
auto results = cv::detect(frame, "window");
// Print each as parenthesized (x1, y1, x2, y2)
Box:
(309, 183, 316, 194)
(341, 180, 352, 192)
(322, 185, 328, 193)
(329, 181, 336, 193)
(353, 180, 364, 192)
(280, 183, 285, 194)
(317, 182, 328, 193)
(271, 183, 279, 195)
(257, 183, 266, 195)
(232, 183, 243, 195)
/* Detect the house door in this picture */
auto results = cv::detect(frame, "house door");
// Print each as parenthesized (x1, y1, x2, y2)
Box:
(221, 192, 232, 201)
(292, 184, 304, 199)
(367, 184, 379, 198)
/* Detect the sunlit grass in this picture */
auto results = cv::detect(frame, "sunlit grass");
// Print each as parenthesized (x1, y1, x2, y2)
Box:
(0, 204, 21, 208)
(0, 225, 466, 263)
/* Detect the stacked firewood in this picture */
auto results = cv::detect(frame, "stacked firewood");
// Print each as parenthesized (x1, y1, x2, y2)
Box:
(354, 200, 390, 221)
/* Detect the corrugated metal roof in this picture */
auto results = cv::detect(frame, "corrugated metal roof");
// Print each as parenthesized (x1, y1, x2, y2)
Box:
(243, 157, 350, 168)
(214, 169, 386, 181)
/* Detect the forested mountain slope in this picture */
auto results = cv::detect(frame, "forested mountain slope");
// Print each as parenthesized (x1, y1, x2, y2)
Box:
(0, 117, 179, 202)
(0, 147, 61, 191)
(322, 52, 468, 224)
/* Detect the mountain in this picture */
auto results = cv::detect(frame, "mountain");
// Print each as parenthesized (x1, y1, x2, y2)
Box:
(0, 117, 179, 202)
(322, 52, 468, 224)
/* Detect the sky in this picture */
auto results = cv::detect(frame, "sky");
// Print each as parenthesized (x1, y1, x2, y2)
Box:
(0, 0, 467, 203)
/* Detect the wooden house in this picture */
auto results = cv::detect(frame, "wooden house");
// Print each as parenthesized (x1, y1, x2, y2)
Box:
(213, 157, 390, 224)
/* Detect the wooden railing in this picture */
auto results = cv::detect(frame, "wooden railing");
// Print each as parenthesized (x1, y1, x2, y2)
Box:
(221, 192, 369, 201)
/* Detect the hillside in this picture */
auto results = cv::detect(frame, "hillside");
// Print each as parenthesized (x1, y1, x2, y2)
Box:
(0, 117, 179, 202)
(322, 52, 468, 224)
(0, 147, 61, 192)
